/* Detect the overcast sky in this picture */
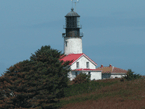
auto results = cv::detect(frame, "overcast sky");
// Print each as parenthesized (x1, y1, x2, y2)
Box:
(0, 0, 145, 76)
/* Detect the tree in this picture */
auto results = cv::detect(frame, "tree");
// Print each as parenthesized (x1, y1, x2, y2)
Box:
(0, 45, 71, 109)
(123, 69, 141, 81)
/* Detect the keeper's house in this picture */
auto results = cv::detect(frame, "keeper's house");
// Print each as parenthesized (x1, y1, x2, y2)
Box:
(60, 53, 102, 81)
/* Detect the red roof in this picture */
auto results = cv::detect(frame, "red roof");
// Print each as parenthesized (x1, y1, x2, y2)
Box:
(72, 68, 101, 71)
(59, 53, 97, 66)
(59, 53, 83, 65)
(112, 67, 127, 74)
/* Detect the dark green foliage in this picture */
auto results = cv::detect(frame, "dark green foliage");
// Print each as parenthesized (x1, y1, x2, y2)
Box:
(123, 69, 141, 81)
(72, 73, 90, 85)
(64, 80, 118, 97)
(0, 45, 71, 109)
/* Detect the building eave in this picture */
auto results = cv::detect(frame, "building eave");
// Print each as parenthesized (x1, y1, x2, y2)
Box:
(72, 68, 102, 72)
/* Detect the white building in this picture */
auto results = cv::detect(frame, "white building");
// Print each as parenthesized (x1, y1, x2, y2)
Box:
(60, 53, 102, 80)
(97, 64, 127, 79)
(60, 8, 102, 81)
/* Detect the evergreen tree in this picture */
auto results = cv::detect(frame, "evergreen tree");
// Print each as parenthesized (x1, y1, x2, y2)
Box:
(124, 69, 141, 81)
(0, 45, 71, 109)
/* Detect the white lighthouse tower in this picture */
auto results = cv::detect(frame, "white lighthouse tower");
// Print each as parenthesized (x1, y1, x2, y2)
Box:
(62, 8, 83, 55)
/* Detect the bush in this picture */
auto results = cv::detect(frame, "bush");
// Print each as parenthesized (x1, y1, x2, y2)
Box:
(63, 79, 118, 97)
(72, 73, 90, 85)
(123, 69, 141, 81)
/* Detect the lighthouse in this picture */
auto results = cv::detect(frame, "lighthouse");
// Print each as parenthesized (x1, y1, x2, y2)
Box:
(62, 8, 83, 55)
(60, 7, 102, 81)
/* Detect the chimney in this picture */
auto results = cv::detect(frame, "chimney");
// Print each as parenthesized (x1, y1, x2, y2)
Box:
(109, 64, 112, 67)
(101, 64, 103, 68)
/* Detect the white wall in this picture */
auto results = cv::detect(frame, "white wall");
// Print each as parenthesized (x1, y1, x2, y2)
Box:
(71, 56, 96, 70)
(68, 54, 99, 81)
(64, 37, 82, 55)
(67, 71, 73, 80)
(102, 73, 126, 79)
(90, 71, 102, 80)
(110, 74, 126, 78)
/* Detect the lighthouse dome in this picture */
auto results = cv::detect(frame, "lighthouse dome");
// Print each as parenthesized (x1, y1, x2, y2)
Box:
(65, 8, 80, 17)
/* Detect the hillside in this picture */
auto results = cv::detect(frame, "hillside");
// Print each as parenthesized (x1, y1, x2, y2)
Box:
(59, 78, 145, 109)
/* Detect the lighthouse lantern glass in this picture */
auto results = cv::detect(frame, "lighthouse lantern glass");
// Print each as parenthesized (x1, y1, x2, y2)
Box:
(77, 17, 80, 28)
(66, 16, 80, 28)
(66, 17, 73, 28)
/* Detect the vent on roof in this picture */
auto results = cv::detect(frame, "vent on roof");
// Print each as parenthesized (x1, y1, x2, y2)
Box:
(101, 64, 103, 68)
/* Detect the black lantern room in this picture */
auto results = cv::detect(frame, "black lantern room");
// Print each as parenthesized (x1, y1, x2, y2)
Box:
(62, 8, 83, 37)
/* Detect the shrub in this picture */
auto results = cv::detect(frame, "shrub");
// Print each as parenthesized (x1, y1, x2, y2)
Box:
(72, 73, 90, 85)
(123, 69, 141, 81)
(63, 79, 119, 97)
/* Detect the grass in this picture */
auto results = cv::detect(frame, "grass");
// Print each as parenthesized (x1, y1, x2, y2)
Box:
(58, 77, 145, 109)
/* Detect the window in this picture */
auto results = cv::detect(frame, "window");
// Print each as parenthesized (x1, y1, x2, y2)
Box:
(76, 62, 79, 69)
(77, 17, 80, 28)
(65, 41, 67, 47)
(86, 62, 89, 68)
(75, 72, 78, 77)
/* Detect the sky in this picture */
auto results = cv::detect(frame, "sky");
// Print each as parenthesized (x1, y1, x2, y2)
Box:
(0, 0, 145, 76)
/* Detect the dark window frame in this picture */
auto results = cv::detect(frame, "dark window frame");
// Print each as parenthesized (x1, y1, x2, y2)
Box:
(86, 62, 89, 68)
(65, 41, 67, 47)
(76, 62, 79, 69)
(75, 72, 78, 76)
